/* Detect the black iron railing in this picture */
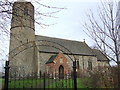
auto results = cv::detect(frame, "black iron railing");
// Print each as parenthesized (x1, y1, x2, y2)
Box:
(3, 61, 77, 90)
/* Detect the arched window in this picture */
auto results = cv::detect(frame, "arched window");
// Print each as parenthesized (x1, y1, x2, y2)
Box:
(24, 8, 28, 15)
(88, 61, 92, 70)
(77, 61, 79, 68)
(82, 56, 84, 69)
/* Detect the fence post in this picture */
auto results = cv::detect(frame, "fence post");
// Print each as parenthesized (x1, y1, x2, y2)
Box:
(4, 61, 10, 90)
(43, 73, 46, 90)
(73, 61, 77, 90)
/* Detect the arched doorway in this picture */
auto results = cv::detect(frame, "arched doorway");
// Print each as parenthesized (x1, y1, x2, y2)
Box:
(59, 65, 64, 79)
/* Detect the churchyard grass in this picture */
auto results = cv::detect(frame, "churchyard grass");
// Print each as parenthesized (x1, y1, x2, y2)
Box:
(77, 78, 85, 88)
(46, 79, 73, 88)
(0, 78, 3, 83)
(0, 78, 4, 89)
(4, 78, 86, 88)
(8, 78, 44, 88)
(46, 78, 85, 88)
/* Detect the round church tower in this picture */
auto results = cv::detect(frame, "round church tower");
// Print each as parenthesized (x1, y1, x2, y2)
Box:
(9, 1, 37, 75)
(11, 1, 35, 44)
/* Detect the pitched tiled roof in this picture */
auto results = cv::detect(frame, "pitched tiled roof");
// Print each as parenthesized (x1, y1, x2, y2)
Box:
(35, 35, 95, 56)
(46, 55, 57, 64)
(92, 49, 109, 61)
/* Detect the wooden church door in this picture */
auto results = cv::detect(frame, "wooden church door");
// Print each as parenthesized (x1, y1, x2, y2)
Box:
(59, 65, 64, 79)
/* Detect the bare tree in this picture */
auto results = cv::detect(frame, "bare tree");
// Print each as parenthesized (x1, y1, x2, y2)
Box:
(83, 0, 120, 88)
(0, 0, 66, 76)
(0, 0, 65, 66)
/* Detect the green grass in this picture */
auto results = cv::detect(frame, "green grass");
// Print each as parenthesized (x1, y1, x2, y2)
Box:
(0, 78, 3, 83)
(46, 79, 73, 88)
(77, 78, 85, 88)
(0, 78, 4, 89)
(46, 78, 85, 88)
(4, 78, 86, 88)
(8, 78, 44, 88)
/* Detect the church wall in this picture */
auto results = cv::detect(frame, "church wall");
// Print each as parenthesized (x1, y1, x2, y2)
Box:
(38, 52, 56, 73)
(78, 56, 97, 70)
(78, 56, 98, 76)
(98, 61, 109, 67)
(64, 55, 74, 71)
(37, 52, 99, 75)
(46, 63, 54, 75)
(37, 52, 109, 77)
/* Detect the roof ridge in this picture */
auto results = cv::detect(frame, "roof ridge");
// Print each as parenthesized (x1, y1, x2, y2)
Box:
(35, 35, 84, 43)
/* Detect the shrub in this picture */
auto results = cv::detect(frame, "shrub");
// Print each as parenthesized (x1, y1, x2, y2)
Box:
(81, 66, 114, 88)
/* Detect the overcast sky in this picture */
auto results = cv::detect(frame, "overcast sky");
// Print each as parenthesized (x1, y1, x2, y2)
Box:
(0, 0, 119, 71)
(35, 0, 100, 46)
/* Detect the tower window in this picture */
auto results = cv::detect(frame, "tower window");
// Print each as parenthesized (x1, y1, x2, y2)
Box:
(77, 61, 79, 68)
(82, 56, 84, 69)
(24, 8, 28, 15)
(88, 61, 92, 70)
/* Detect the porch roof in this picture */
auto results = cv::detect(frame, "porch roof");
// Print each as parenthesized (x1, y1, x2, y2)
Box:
(92, 49, 109, 61)
(46, 55, 57, 64)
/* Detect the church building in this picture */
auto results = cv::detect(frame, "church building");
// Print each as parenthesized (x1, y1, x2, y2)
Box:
(9, 1, 109, 77)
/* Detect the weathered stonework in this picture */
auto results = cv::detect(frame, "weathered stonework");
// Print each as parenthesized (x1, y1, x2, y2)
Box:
(9, 2, 37, 76)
